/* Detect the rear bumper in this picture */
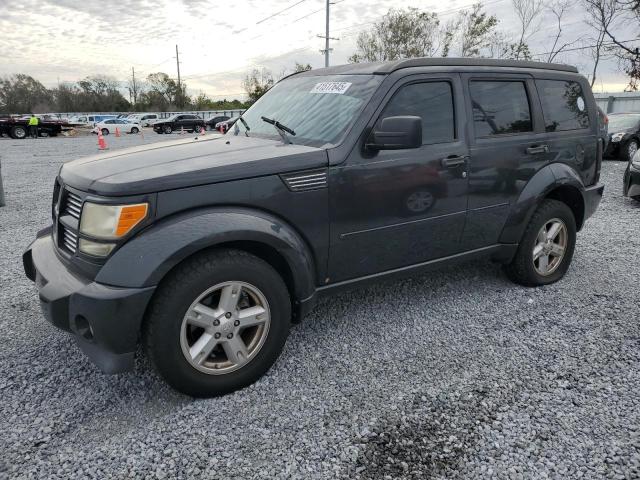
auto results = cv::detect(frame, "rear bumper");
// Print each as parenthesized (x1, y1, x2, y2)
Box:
(23, 232, 155, 373)
(583, 183, 605, 222)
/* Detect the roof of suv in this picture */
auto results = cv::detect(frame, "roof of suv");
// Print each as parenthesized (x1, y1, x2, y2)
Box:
(296, 57, 578, 76)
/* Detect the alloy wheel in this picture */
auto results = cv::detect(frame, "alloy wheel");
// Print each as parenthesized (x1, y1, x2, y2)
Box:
(532, 218, 568, 276)
(180, 281, 271, 375)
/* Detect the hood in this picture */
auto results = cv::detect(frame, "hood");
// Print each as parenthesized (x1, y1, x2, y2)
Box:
(608, 127, 635, 136)
(60, 135, 327, 196)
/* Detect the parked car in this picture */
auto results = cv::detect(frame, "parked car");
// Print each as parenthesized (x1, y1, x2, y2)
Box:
(216, 117, 238, 133)
(623, 149, 640, 202)
(205, 115, 230, 130)
(126, 113, 158, 127)
(604, 113, 640, 161)
(68, 115, 117, 127)
(93, 118, 141, 135)
(153, 114, 205, 134)
(24, 58, 604, 397)
(597, 107, 609, 152)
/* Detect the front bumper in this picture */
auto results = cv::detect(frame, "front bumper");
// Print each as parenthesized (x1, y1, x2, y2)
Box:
(23, 231, 155, 373)
(624, 163, 640, 197)
(583, 183, 605, 222)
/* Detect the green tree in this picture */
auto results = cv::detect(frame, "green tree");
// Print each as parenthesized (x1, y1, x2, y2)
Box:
(242, 68, 274, 104)
(0, 74, 52, 114)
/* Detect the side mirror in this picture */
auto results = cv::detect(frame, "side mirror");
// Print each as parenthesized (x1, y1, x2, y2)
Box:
(366, 116, 422, 151)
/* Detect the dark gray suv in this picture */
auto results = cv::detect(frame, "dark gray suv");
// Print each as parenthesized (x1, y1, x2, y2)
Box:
(24, 58, 604, 396)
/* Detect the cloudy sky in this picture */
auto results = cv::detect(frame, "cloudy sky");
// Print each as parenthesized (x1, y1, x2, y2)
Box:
(0, 0, 637, 99)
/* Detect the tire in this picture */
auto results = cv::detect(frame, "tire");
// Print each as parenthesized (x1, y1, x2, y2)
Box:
(503, 199, 576, 287)
(130, 127, 139, 134)
(163, 125, 173, 134)
(10, 125, 27, 139)
(621, 139, 639, 162)
(143, 249, 292, 397)
(101, 128, 109, 136)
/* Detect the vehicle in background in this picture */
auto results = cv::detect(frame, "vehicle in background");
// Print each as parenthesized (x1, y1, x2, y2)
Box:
(129, 113, 159, 127)
(604, 113, 640, 161)
(205, 115, 230, 130)
(68, 115, 118, 127)
(153, 114, 205, 134)
(216, 117, 238, 133)
(623, 149, 640, 202)
(0, 115, 67, 138)
(93, 118, 141, 135)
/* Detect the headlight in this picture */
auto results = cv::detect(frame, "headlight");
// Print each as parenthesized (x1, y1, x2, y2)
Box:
(611, 132, 625, 142)
(80, 202, 148, 240)
(79, 239, 115, 257)
(632, 151, 640, 168)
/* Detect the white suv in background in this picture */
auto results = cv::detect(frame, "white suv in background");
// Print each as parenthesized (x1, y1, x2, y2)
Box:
(130, 113, 159, 127)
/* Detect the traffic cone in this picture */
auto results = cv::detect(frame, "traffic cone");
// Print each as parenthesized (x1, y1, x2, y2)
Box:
(200, 126, 205, 135)
(98, 131, 107, 150)
(180, 126, 185, 135)
(115, 127, 121, 137)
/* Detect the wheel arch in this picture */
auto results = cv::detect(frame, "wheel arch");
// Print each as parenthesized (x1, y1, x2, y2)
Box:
(96, 207, 318, 320)
(500, 163, 587, 244)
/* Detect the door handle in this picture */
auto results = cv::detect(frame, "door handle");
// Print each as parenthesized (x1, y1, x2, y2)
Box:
(526, 145, 549, 155)
(441, 155, 468, 168)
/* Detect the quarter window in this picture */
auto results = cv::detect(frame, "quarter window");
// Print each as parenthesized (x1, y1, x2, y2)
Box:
(379, 81, 455, 145)
(537, 79, 589, 132)
(470, 81, 532, 136)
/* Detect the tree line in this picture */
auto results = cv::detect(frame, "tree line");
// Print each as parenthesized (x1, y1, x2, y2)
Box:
(0, 72, 249, 115)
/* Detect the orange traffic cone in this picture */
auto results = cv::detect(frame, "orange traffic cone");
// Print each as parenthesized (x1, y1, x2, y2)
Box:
(200, 126, 205, 136)
(98, 131, 108, 150)
(115, 127, 121, 137)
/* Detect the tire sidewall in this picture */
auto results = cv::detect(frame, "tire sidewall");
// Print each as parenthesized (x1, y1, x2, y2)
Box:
(519, 201, 577, 285)
(148, 253, 291, 397)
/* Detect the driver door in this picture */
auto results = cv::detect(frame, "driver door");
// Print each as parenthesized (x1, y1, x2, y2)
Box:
(328, 74, 469, 282)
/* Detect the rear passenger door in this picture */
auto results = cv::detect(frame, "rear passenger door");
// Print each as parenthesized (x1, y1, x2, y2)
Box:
(460, 74, 547, 249)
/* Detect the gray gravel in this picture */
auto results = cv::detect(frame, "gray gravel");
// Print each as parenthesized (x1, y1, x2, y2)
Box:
(1, 133, 639, 479)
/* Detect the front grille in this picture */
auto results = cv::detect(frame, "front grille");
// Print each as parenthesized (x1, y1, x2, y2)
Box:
(63, 191, 83, 219)
(61, 225, 78, 253)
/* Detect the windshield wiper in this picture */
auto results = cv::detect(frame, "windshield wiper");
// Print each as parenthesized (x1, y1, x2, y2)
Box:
(233, 116, 250, 137)
(261, 116, 296, 144)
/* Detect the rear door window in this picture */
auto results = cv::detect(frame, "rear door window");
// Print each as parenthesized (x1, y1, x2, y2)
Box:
(469, 81, 533, 136)
(536, 79, 590, 132)
(378, 81, 455, 145)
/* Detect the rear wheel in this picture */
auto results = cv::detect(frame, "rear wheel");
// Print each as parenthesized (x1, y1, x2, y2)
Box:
(10, 125, 27, 139)
(130, 127, 139, 134)
(144, 249, 292, 397)
(101, 128, 109, 136)
(504, 199, 576, 286)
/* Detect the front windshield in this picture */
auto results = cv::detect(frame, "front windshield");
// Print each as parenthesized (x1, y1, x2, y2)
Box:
(230, 74, 383, 147)
(608, 114, 640, 131)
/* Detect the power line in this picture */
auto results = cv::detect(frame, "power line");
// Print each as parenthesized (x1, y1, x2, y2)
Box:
(256, 0, 308, 24)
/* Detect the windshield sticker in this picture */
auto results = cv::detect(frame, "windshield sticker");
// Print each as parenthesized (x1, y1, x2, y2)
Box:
(576, 97, 585, 111)
(310, 82, 352, 94)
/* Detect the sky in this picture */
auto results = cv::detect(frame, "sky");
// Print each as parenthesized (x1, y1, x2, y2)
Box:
(0, 0, 637, 100)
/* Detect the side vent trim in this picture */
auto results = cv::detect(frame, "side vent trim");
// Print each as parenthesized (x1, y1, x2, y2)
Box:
(281, 169, 328, 192)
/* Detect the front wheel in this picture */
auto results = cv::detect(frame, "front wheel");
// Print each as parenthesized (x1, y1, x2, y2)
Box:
(101, 128, 109, 136)
(163, 125, 173, 134)
(143, 249, 292, 397)
(10, 125, 27, 139)
(504, 199, 576, 287)
(130, 127, 139, 134)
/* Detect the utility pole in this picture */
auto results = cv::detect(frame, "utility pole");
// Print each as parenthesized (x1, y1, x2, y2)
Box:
(130, 67, 137, 106)
(318, 0, 339, 67)
(175, 44, 182, 108)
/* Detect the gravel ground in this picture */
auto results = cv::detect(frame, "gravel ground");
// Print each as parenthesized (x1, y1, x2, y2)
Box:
(0, 134, 639, 479)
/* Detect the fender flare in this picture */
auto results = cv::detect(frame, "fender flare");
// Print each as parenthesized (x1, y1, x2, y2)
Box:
(96, 207, 317, 303)
(500, 163, 587, 244)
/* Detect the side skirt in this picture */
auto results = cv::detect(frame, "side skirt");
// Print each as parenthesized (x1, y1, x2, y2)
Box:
(316, 243, 518, 298)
